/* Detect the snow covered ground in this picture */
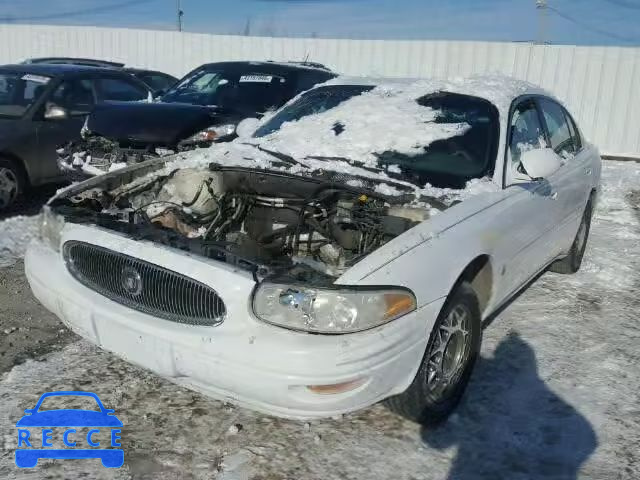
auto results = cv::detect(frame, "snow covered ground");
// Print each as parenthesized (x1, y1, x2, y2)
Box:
(0, 160, 639, 479)
(0, 216, 39, 268)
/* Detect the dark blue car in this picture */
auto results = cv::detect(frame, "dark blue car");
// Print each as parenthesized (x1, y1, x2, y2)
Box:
(15, 391, 123, 468)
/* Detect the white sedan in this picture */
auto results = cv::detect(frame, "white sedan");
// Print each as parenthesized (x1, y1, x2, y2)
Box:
(26, 76, 601, 423)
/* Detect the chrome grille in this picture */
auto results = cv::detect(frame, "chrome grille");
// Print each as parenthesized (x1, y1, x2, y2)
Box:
(63, 241, 225, 326)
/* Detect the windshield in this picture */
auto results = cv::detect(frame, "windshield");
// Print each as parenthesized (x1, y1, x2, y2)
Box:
(377, 92, 499, 188)
(160, 68, 291, 114)
(254, 85, 374, 137)
(0, 72, 51, 118)
(252, 86, 499, 189)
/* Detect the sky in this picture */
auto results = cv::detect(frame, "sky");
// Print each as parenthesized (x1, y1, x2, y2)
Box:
(0, 0, 639, 46)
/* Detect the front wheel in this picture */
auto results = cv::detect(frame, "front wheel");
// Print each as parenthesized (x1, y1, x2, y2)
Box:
(0, 158, 23, 212)
(385, 282, 482, 425)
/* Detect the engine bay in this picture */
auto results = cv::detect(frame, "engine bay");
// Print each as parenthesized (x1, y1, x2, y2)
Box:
(52, 166, 434, 280)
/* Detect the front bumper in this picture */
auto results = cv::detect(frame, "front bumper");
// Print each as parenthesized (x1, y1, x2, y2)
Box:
(25, 229, 442, 419)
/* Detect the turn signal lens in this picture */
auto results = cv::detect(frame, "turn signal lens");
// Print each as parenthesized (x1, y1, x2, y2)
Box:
(384, 293, 417, 321)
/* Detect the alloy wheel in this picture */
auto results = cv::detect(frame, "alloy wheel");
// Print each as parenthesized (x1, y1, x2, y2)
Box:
(0, 167, 18, 209)
(425, 304, 473, 402)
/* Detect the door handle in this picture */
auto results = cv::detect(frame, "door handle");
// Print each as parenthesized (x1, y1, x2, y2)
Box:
(551, 191, 558, 200)
(585, 168, 592, 175)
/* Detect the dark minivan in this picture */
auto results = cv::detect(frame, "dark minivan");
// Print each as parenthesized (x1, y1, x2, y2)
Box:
(0, 63, 152, 211)
(58, 61, 336, 177)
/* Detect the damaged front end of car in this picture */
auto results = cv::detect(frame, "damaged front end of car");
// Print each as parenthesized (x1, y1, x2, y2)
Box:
(57, 102, 237, 180)
(57, 134, 159, 180)
(48, 157, 441, 286)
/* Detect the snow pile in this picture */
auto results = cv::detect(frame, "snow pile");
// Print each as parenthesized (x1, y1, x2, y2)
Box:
(108, 162, 128, 172)
(257, 85, 469, 164)
(256, 75, 544, 167)
(317, 74, 545, 119)
(0, 215, 40, 268)
(211, 76, 518, 198)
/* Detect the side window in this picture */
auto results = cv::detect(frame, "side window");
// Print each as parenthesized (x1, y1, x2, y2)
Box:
(140, 74, 174, 92)
(49, 79, 96, 115)
(538, 98, 575, 156)
(564, 110, 582, 151)
(98, 78, 148, 102)
(509, 100, 545, 165)
(232, 73, 291, 113)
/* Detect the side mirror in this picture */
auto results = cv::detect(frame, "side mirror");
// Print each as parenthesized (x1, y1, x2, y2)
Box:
(44, 104, 69, 120)
(236, 117, 260, 139)
(518, 148, 563, 180)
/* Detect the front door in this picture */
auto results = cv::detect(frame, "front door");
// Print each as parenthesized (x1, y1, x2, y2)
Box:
(493, 98, 565, 302)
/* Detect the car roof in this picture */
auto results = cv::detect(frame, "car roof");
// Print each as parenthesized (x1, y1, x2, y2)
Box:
(0, 63, 126, 77)
(322, 74, 552, 113)
(195, 60, 335, 75)
(124, 67, 174, 76)
(23, 57, 125, 68)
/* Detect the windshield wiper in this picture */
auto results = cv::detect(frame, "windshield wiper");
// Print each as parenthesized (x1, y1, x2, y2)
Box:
(253, 145, 307, 168)
(304, 155, 384, 174)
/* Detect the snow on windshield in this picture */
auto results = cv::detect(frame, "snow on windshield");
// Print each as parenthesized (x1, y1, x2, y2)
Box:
(255, 85, 470, 165)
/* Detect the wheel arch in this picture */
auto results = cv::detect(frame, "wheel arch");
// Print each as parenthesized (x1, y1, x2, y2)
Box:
(447, 254, 494, 318)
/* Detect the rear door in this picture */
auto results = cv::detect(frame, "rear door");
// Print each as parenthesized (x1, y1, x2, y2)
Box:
(537, 97, 592, 228)
(35, 76, 97, 181)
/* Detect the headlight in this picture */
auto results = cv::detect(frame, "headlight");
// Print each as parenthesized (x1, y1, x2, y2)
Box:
(39, 206, 65, 252)
(181, 124, 236, 145)
(252, 283, 416, 334)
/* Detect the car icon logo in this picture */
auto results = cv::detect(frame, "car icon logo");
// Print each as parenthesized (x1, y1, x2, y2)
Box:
(15, 391, 123, 468)
(121, 265, 143, 296)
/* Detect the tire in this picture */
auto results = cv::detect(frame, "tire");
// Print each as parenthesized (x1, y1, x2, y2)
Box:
(385, 281, 482, 425)
(0, 157, 24, 212)
(549, 199, 593, 274)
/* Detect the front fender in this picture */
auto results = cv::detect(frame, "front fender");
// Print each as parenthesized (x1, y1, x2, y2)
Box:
(337, 191, 506, 309)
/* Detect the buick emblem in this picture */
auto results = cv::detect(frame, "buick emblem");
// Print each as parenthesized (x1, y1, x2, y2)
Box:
(121, 266, 143, 296)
